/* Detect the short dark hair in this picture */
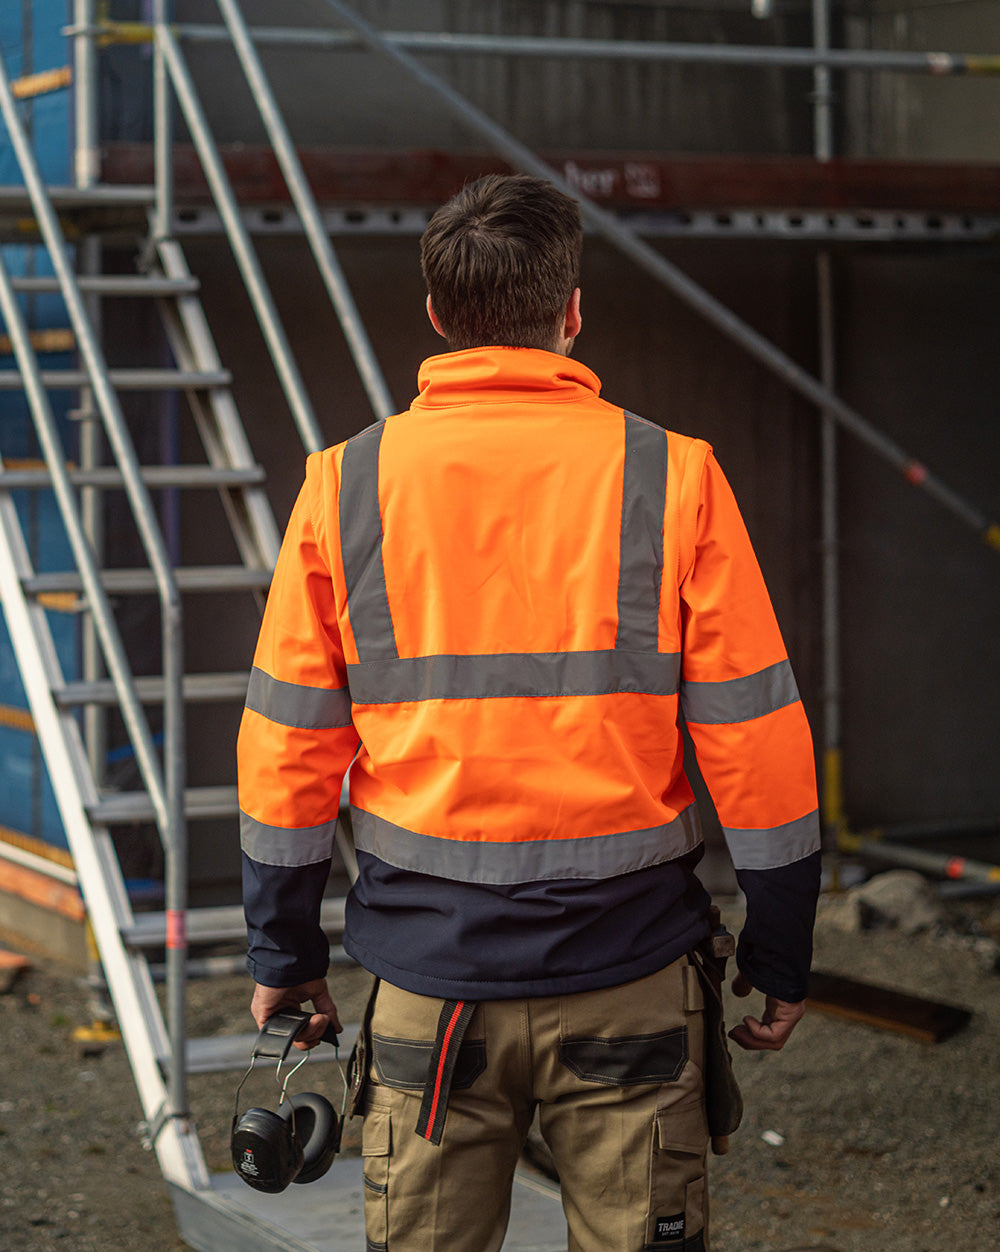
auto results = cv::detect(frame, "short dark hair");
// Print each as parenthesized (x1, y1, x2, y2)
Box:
(420, 174, 583, 352)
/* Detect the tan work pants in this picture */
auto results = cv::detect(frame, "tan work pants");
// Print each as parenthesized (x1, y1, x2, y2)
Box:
(361, 957, 709, 1252)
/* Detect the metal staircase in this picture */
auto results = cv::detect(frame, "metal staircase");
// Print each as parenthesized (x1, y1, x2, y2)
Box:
(0, 13, 363, 1247)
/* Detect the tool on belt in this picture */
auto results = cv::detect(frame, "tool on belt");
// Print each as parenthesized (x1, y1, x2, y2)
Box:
(692, 905, 744, 1155)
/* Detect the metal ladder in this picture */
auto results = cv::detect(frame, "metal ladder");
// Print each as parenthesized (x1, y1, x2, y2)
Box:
(0, 4, 569, 1247)
(0, 5, 390, 1244)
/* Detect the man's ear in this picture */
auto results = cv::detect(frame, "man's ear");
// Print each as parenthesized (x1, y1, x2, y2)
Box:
(426, 295, 448, 339)
(564, 288, 582, 341)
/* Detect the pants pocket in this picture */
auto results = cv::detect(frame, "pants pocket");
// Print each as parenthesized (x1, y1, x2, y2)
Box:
(362, 1105, 391, 1252)
(645, 1092, 709, 1249)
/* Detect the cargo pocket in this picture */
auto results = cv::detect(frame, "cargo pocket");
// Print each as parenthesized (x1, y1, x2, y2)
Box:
(362, 1105, 391, 1252)
(644, 1089, 709, 1250)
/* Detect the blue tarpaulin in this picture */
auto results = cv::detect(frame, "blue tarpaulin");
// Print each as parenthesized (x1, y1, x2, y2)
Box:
(0, 1, 77, 848)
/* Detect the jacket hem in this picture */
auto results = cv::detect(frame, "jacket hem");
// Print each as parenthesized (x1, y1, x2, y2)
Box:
(343, 916, 711, 1002)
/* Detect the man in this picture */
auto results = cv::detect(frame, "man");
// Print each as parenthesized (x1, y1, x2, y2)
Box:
(238, 173, 821, 1251)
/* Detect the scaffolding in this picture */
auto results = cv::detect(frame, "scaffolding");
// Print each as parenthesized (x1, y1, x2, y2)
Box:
(1, 2, 999, 1248)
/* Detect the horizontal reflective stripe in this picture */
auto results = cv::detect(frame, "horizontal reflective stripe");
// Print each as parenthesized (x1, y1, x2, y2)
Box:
(245, 666, 353, 730)
(351, 804, 701, 885)
(616, 413, 667, 652)
(240, 810, 339, 867)
(681, 658, 800, 725)
(722, 809, 821, 871)
(347, 649, 681, 705)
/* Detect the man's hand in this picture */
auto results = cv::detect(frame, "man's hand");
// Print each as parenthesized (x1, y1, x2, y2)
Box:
(250, 978, 342, 1051)
(727, 972, 805, 1052)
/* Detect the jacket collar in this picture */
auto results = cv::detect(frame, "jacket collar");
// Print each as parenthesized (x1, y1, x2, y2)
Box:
(413, 346, 602, 408)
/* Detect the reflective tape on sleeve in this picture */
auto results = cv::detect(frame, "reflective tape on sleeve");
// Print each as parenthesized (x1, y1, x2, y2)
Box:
(346, 648, 681, 705)
(616, 414, 667, 652)
(722, 809, 821, 871)
(681, 659, 801, 726)
(240, 810, 340, 867)
(351, 804, 701, 885)
(245, 666, 353, 729)
(339, 423, 399, 662)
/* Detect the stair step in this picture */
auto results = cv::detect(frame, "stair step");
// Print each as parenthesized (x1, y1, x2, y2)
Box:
(87, 784, 239, 825)
(55, 671, 250, 707)
(10, 275, 200, 296)
(0, 465, 265, 490)
(123, 899, 347, 948)
(23, 565, 271, 595)
(0, 367, 232, 390)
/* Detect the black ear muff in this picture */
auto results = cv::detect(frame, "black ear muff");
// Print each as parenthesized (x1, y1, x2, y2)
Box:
(279, 1091, 342, 1184)
(231, 1106, 304, 1193)
(231, 1008, 345, 1192)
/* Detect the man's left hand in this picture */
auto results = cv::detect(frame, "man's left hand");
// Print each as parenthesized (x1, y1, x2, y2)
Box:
(726, 972, 804, 1052)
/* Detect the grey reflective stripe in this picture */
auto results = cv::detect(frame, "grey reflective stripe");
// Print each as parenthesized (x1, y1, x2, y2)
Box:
(339, 423, 398, 661)
(681, 659, 800, 726)
(245, 666, 353, 730)
(722, 809, 821, 871)
(351, 804, 701, 885)
(616, 414, 667, 651)
(347, 648, 681, 705)
(240, 809, 339, 867)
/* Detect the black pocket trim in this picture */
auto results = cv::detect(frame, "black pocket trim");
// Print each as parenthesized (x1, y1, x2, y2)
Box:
(372, 1034, 487, 1091)
(560, 1026, 688, 1086)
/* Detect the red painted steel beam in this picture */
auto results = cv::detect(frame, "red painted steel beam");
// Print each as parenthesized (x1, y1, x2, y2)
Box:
(101, 142, 1000, 212)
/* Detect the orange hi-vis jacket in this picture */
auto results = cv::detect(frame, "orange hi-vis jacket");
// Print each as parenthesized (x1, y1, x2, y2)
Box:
(238, 348, 821, 1002)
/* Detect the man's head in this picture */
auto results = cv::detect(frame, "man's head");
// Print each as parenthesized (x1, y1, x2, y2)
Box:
(420, 173, 583, 354)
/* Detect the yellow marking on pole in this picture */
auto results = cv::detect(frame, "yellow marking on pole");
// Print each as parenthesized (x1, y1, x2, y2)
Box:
(11, 65, 73, 100)
(0, 704, 36, 733)
(36, 592, 82, 613)
(2, 457, 78, 471)
(984, 523, 1000, 553)
(965, 56, 1000, 75)
(96, 20, 156, 47)
(0, 328, 75, 356)
(822, 746, 844, 831)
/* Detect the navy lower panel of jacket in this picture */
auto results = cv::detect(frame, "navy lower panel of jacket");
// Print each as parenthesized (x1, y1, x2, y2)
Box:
(244, 845, 820, 1002)
(341, 847, 713, 1000)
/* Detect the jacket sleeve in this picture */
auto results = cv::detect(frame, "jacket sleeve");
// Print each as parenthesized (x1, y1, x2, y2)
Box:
(679, 451, 821, 1002)
(237, 460, 360, 987)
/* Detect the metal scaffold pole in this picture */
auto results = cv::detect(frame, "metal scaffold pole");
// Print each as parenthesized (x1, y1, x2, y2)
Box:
(317, 0, 1000, 558)
(214, 0, 395, 420)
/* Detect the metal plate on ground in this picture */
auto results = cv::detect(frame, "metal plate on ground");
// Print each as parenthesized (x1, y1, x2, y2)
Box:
(174, 1160, 566, 1252)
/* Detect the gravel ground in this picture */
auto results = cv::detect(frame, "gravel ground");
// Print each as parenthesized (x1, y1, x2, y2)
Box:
(2, 887, 999, 1252)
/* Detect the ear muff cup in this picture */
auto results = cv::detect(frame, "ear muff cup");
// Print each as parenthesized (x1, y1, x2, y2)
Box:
(231, 1106, 304, 1193)
(279, 1091, 341, 1185)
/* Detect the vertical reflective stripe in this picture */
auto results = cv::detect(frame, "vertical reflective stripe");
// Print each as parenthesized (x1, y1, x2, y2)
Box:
(616, 414, 667, 652)
(339, 423, 399, 661)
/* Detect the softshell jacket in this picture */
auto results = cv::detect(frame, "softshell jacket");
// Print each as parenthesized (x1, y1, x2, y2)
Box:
(238, 348, 821, 1003)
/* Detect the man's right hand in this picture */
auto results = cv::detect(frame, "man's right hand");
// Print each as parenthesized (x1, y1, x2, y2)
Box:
(250, 977, 341, 1050)
(726, 972, 804, 1052)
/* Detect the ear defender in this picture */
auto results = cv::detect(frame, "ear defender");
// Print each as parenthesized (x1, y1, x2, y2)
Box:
(231, 1009, 345, 1193)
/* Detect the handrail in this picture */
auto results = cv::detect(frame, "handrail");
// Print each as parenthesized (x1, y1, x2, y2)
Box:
(155, 21, 327, 453)
(319, 0, 1000, 556)
(73, 18, 1000, 75)
(215, 0, 395, 420)
(0, 43, 189, 1124)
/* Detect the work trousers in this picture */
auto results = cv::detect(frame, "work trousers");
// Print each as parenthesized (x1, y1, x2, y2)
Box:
(360, 957, 710, 1252)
